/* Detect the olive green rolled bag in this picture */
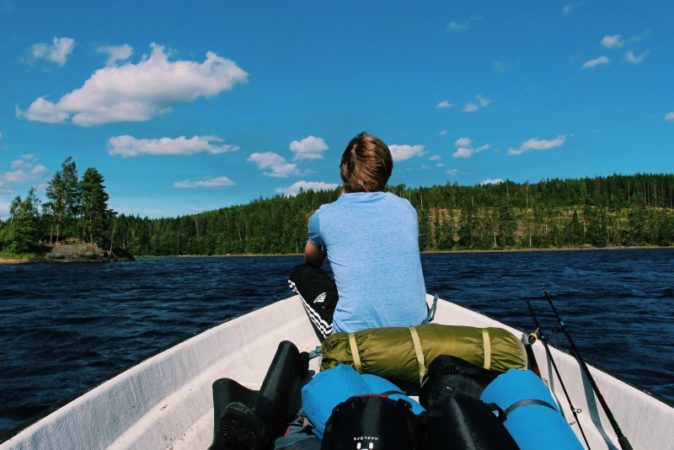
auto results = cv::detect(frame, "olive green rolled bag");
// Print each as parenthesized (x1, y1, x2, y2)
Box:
(320, 323, 527, 388)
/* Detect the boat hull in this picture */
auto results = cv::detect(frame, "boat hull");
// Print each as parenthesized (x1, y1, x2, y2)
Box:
(2, 295, 673, 449)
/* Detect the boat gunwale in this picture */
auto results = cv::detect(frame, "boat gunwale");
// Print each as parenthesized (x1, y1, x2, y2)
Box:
(0, 297, 281, 445)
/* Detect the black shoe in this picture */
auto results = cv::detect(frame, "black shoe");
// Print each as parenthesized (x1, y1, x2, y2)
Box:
(218, 402, 263, 450)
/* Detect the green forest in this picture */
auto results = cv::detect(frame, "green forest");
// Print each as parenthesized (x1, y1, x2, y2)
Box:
(109, 174, 674, 255)
(2, 158, 674, 258)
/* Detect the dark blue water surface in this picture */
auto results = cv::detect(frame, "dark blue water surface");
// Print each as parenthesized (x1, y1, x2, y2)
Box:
(1, 249, 673, 440)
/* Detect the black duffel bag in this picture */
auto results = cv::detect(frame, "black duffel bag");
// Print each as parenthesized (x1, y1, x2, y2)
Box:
(419, 355, 498, 409)
(420, 393, 519, 450)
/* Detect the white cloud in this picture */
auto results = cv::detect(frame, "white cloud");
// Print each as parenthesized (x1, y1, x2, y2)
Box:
(452, 137, 489, 159)
(508, 134, 567, 156)
(16, 97, 69, 123)
(446, 16, 480, 32)
(248, 152, 298, 178)
(665, 112, 674, 122)
(19, 43, 247, 126)
(601, 35, 623, 49)
(463, 95, 491, 112)
(476, 95, 490, 107)
(480, 178, 505, 185)
(389, 144, 424, 162)
(30, 37, 75, 66)
(455, 137, 472, 147)
(277, 180, 339, 196)
(108, 135, 238, 158)
(174, 176, 234, 189)
(463, 103, 479, 113)
(627, 31, 650, 44)
(0, 154, 47, 188)
(0, 131, 3, 143)
(438, 130, 448, 136)
(98, 44, 133, 66)
(582, 56, 610, 69)
(436, 100, 452, 109)
(289, 135, 328, 160)
(446, 168, 458, 176)
(429, 155, 441, 161)
(625, 50, 649, 64)
(452, 147, 473, 158)
(562, 2, 581, 16)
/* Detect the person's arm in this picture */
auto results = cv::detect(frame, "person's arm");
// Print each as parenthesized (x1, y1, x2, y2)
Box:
(304, 240, 326, 267)
(305, 209, 326, 267)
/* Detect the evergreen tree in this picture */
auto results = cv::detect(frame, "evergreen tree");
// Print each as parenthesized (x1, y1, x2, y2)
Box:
(563, 210, 583, 246)
(80, 168, 114, 245)
(626, 201, 648, 245)
(418, 207, 431, 250)
(44, 157, 81, 243)
(497, 203, 517, 247)
(5, 189, 41, 253)
(437, 209, 455, 249)
(458, 203, 475, 248)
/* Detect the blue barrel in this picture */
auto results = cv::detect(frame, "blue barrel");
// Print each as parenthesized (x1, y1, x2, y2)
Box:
(480, 369, 584, 450)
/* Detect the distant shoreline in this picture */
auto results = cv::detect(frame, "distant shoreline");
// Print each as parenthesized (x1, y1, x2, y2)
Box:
(422, 245, 673, 255)
(0, 257, 37, 264)
(134, 245, 674, 259)
(3, 245, 671, 264)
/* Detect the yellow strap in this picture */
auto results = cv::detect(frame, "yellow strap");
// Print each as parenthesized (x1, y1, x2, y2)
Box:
(482, 328, 491, 370)
(409, 327, 425, 385)
(348, 333, 362, 372)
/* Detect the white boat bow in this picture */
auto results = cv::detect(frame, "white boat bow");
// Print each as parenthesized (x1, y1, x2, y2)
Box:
(1, 295, 672, 450)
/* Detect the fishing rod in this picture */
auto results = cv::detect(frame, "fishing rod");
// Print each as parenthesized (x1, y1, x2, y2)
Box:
(525, 299, 592, 450)
(542, 291, 633, 450)
(521, 326, 541, 378)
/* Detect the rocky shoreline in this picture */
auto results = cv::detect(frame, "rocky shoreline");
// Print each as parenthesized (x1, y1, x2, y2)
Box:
(0, 243, 134, 264)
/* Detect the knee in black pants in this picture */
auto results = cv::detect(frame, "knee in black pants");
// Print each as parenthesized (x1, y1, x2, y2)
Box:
(289, 264, 338, 341)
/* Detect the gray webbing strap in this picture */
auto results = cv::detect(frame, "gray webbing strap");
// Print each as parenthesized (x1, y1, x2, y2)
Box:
(504, 398, 558, 418)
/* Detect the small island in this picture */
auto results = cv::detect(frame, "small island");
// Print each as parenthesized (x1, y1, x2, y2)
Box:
(0, 158, 133, 264)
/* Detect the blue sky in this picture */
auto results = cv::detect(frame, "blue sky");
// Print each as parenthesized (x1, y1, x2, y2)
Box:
(1, 1, 673, 219)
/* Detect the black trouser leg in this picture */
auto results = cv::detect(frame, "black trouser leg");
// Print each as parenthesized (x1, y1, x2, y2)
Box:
(288, 263, 338, 342)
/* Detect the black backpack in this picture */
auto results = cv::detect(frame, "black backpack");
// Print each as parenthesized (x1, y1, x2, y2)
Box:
(321, 395, 419, 450)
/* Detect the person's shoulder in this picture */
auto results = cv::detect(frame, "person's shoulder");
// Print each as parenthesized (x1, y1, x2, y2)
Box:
(383, 192, 414, 207)
(312, 198, 342, 217)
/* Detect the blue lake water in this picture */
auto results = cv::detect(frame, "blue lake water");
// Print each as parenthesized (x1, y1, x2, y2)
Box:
(1, 249, 673, 440)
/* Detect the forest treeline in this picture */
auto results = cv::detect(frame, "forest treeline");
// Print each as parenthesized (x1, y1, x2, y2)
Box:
(2, 166, 674, 257)
(111, 173, 674, 256)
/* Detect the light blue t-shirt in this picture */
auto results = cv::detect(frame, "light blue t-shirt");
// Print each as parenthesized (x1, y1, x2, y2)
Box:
(308, 191, 427, 333)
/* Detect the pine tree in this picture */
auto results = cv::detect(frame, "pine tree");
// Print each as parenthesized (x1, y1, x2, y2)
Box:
(80, 168, 114, 245)
(5, 189, 41, 253)
(44, 157, 81, 243)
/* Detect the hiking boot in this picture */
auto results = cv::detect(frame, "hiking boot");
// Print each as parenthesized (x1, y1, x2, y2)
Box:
(218, 401, 263, 450)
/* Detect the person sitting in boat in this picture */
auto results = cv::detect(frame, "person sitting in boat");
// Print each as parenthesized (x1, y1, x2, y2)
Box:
(290, 132, 428, 340)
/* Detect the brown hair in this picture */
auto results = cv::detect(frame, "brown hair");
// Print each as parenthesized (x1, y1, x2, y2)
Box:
(340, 132, 393, 193)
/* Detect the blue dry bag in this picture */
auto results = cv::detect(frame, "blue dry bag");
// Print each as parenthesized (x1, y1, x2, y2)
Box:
(301, 364, 423, 438)
(480, 369, 584, 450)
